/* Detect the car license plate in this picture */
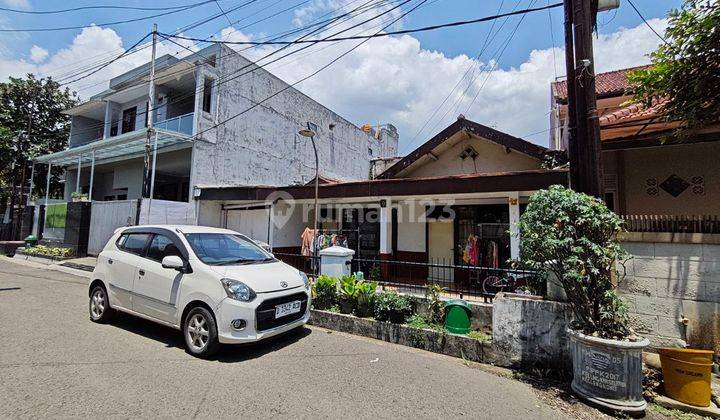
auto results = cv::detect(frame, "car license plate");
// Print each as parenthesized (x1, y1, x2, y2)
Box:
(275, 300, 301, 318)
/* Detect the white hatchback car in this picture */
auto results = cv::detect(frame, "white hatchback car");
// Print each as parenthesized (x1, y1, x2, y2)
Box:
(89, 225, 311, 358)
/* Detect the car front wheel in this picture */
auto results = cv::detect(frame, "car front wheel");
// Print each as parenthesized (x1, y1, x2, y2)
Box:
(183, 307, 220, 358)
(89, 285, 115, 323)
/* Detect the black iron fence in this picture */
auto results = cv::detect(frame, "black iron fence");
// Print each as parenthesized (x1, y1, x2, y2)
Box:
(273, 252, 540, 302)
(273, 252, 320, 278)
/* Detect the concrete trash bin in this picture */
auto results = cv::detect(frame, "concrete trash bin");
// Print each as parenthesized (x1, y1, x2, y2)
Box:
(444, 299, 472, 334)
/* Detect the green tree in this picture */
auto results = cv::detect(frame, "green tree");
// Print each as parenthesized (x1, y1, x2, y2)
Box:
(629, 1, 720, 131)
(518, 185, 629, 339)
(0, 74, 78, 209)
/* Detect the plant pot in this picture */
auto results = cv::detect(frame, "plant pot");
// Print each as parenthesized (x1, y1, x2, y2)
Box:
(568, 329, 649, 414)
(339, 299, 354, 314)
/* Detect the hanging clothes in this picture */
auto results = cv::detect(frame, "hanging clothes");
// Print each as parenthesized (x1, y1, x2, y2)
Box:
(300, 227, 315, 256)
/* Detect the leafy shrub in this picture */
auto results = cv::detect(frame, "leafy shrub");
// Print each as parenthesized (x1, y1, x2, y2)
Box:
(23, 245, 74, 259)
(338, 275, 359, 314)
(517, 185, 630, 339)
(425, 284, 446, 324)
(374, 292, 414, 324)
(312, 275, 337, 310)
(355, 280, 377, 317)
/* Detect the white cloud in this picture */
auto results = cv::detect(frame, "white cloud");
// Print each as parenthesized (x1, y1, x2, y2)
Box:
(0, 8, 667, 153)
(29, 45, 47, 63)
(2, 0, 30, 9)
(0, 25, 197, 97)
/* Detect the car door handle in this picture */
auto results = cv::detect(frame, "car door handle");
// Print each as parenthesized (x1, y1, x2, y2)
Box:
(138, 269, 145, 276)
(108, 258, 113, 265)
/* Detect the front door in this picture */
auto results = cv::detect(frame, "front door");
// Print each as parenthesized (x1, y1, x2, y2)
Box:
(133, 234, 184, 324)
(428, 220, 454, 282)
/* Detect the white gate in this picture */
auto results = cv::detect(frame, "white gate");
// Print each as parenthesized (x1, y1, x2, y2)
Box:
(138, 199, 196, 225)
(88, 200, 138, 256)
(226, 207, 271, 243)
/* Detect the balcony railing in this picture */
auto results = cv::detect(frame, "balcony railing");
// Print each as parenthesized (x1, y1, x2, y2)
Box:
(154, 112, 194, 136)
(621, 214, 720, 234)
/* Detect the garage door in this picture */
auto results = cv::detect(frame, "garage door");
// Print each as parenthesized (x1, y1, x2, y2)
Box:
(226, 207, 270, 243)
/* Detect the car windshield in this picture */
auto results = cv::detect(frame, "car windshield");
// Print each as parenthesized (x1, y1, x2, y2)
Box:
(184, 233, 275, 265)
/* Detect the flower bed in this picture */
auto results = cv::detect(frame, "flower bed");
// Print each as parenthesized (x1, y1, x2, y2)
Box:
(15, 245, 75, 262)
(310, 274, 493, 361)
(309, 309, 497, 363)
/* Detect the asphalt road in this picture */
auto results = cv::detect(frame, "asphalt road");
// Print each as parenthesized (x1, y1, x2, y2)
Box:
(0, 259, 567, 419)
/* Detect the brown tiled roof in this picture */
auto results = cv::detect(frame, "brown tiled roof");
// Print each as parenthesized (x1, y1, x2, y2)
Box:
(599, 97, 669, 126)
(552, 65, 651, 102)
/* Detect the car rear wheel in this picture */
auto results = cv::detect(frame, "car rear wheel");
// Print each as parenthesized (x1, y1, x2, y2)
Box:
(89, 285, 115, 323)
(183, 307, 220, 358)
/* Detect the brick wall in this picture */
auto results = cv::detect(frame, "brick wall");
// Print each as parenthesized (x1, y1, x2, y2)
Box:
(619, 238, 720, 349)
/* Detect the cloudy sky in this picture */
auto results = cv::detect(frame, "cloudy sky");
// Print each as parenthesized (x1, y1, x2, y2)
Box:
(0, 0, 678, 152)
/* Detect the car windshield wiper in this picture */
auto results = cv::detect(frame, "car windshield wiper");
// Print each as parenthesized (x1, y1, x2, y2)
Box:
(215, 258, 256, 266)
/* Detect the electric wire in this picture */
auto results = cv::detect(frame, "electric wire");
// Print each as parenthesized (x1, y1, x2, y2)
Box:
(0, 1, 218, 32)
(627, 0, 670, 46)
(0, 2, 216, 14)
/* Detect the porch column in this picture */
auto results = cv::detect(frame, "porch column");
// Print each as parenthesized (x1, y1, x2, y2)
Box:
(379, 197, 392, 278)
(43, 162, 51, 238)
(75, 154, 82, 193)
(508, 192, 520, 260)
(88, 151, 95, 201)
(27, 162, 35, 206)
(103, 101, 114, 139)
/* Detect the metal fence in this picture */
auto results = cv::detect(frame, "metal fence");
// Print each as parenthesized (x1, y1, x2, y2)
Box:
(273, 252, 539, 302)
(621, 214, 720, 234)
(273, 252, 319, 278)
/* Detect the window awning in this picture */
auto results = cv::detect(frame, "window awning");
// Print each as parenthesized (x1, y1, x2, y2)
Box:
(34, 128, 193, 166)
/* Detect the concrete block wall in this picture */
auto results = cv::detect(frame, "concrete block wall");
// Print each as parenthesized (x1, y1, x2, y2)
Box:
(619, 239, 720, 349)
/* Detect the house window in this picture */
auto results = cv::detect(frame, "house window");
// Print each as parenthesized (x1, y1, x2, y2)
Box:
(121, 107, 137, 133)
(202, 77, 214, 114)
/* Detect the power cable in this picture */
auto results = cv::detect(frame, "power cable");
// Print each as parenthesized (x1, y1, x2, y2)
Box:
(0, 2, 215, 14)
(58, 0, 389, 138)
(193, 0, 429, 138)
(165, 2, 563, 45)
(60, 33, 152, 86)
(627, 0, 670, 46)
(0, 1, 217, 32)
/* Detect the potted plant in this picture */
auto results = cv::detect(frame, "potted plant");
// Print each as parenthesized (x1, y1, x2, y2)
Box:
(338, 275, 359, 314)
(355, 280, 378, 317)
(71, 192, 88, 202)
(374, 292, 414, 324)
(518, 185, 648, 414)
(312, 275, 337, 310)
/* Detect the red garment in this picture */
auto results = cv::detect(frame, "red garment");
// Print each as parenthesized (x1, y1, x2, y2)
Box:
(469, 236, 479, 266)
(300, 228, 316, 256)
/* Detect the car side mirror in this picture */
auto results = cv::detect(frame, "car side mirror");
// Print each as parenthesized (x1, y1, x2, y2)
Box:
(162, 255, 185, 271)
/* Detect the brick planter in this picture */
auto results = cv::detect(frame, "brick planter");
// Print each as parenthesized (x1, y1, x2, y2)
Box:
(309, 309, 498, 363)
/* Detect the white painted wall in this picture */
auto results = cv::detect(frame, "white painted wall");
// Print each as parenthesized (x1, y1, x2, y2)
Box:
(396, 200, 426, 252)
(191, 45, 397, 189)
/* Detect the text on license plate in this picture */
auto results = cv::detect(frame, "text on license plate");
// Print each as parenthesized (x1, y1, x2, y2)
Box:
(275, 300, 302, 318)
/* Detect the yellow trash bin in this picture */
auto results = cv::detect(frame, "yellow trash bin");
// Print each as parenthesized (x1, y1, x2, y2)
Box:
(658, 348, 714, 407)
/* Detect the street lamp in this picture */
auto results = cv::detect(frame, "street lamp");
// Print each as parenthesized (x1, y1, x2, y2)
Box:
(298, 122, 319, 236)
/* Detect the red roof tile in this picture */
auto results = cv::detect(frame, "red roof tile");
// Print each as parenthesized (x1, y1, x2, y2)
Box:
(552, 65, 651, 102)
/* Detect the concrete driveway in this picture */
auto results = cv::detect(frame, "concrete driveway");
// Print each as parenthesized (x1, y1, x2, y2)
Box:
(0, 259, 567, 419)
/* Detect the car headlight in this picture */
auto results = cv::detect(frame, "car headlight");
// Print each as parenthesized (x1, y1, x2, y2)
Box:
(300, 272, 310, 290)
(221, 278, 256, 302)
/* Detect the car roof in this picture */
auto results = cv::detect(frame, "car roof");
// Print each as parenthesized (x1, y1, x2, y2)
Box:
(121, 224, 241, 235)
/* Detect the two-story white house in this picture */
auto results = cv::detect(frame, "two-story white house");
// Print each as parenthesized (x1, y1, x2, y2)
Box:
(33, 44, 397, 254)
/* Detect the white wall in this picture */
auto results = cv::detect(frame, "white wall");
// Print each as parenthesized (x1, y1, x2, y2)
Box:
(396, 200, 426, 253)
(191, 45, 393, 189)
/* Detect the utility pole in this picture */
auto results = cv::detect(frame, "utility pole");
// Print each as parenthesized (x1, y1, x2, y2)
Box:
(142, 24, 158, 201)
(563, 0, 617, 198)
